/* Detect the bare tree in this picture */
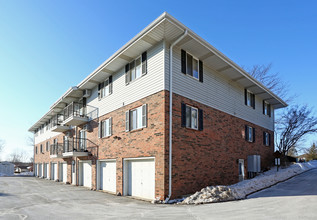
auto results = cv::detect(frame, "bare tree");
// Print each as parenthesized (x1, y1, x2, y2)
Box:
(276, 105, 317, 156)
(0, 139, 4, 154)
(304, 143, 317, 161)
(26, 136, 34, 147)
(8, 151, 29, 163)
(245, 63, 292, 103)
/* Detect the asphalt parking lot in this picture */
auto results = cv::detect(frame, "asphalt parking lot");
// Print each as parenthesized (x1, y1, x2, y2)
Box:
(1, 169, 317, 220)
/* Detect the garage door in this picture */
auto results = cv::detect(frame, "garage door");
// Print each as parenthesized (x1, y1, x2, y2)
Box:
(52, 163, 58, 180)
(80, 161, 92, 188)
(99, 161, 116, 193)
(126, 159, 155, 200)
(60, 163, 67, 183)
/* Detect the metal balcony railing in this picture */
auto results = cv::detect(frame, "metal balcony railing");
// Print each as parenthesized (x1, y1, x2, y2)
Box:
(63, 137, 88, 153)
(51, 114, 64, 127)
(63, 102, 87, 120)
(50, 143, 63, 156)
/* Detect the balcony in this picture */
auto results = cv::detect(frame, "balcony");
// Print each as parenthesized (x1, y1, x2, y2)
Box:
(63, 102, 89, 126)
(62, 138, 89, 158)
(51, 114, 70, 132)
(50, 143, 63, 158)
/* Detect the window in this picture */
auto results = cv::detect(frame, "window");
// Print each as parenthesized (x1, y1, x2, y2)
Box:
(244, 89, 255, 109)
(263, 101, 271, 117)
(263, 132, 271, 146)
(40, 144, 43, 153)
(186, 106, 198, 130)
(98, 117, 112, 138)
(181, 103, 203, 130)
(125, 104, 147, 131)
(35, 146, 38, 154)
(245, 125, 255, 142)
(46, 141, 49, 152)
(125, 52, 147, 84)
(181, 49, 203, 82)
(98, 76, 113, 99)
(79, 130, 86, 150)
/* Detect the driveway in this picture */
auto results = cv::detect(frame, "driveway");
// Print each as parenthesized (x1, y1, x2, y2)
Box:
(1, 169, 317, 220)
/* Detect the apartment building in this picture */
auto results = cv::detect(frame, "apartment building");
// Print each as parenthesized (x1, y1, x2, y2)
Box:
(29, 12, 287, 201)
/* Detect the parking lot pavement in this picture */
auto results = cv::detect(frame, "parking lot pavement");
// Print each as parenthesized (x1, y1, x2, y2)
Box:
(1, 170, 317, 220)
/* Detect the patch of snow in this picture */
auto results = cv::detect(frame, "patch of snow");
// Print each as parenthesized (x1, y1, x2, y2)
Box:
(16, 172, 34, 176)
(180, 161, 317, 205)
(0, 173, 14, 177)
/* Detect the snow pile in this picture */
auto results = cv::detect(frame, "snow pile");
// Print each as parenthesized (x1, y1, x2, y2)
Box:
(182, 186, 235, 204)
(181, 161, 317, 205)
(0, 173, 14, 177)
(16, 172, 34, 176)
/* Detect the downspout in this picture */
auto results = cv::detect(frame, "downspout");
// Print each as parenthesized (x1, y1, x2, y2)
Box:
(166, 30, 188, 202)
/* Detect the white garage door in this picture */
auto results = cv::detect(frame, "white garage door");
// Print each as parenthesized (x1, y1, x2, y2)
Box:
(127, 159, 155, 200)
(60, 163, 67, 183)
(52, 163, 58, 180)
(80, 161, 92, 188)
(99, 161, 116, 193)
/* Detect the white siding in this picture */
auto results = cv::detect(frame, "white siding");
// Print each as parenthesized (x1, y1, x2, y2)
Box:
(166, 46, 274, 130)
(86, 42, 165, 119)
(34, 130, 60, 145)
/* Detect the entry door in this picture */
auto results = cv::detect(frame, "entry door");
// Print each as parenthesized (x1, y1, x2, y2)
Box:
(52, 163, 58, 180)
(72, 161, 76, 185)
(79, 130, 86, 151)
(43, 164, 47, 178)
(100, 161, 116, 192)
(81, 161, 91, 188)
(38, 164, 42, 177)
(46, 163, 50, 179)
(239, 159, 245, 181)
(34, 164, 37, 176)
(127, 159, 155, 200)
(62, 163, 67, 183)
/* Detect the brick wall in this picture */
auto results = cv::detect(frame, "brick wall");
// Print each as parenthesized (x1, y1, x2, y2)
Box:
(78, 90, 167, 198)
(169, 92, 274, 198)
(33, 89, 275, 200)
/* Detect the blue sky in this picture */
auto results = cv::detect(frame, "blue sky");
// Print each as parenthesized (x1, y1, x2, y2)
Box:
(0, 0, 316, 160)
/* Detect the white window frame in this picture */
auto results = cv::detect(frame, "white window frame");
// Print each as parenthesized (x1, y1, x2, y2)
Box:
(246, 90, 253, 107)
(186, 105, 199, 130)
(247, 126, 253, 142)
(128, 56, 142, 83)
(99, 77, 112, 100)
(130, 106, 143, 131)
(102, 118, 112, 138)
(264, 132, 270, 146)
(264, 101, 270, 116)
(125, 104, 147, 132)
(186, 52, 200, 80)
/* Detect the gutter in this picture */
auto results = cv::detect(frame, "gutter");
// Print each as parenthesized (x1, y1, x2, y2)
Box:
(166, 30, 188, 203)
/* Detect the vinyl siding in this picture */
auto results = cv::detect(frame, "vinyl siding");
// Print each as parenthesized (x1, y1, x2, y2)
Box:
(86, 41, 165, 119)
(166, 46, 274, 130)
(34, 130, 60, 145)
